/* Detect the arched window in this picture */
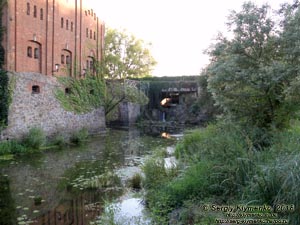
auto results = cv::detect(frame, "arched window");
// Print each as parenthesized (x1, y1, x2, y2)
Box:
(90, 30, 92, 39)
(66, 55, 71, 65)
(61, 54, 65, 64)
(61, 17, 64, 28)
(33, 5, 37, 18)
(27, 46, 32, 58)
(71, 22, 73, 32)
(40, 8, 43, 20)
(27, 3, 30, 15)
(34, 48, 39, 59)
(86, 28, 89, 37)
(66, 20, 69, 30)
(32, 85, 40, 94)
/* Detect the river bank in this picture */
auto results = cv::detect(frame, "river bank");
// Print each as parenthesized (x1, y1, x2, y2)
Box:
(142, 121, 300, 225)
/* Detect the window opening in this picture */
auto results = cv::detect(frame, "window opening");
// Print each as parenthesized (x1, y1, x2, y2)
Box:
(86, 60, 89, 70)
(90, 60, 93, 70)
(66, 55, 70, 65)
(61, 54, 65, 64)
(27, 3, 30, 15)
(65, 88, 71, 94)
(27, 46, 32, 57)
(34, 48, 39, 59)
(34, 5, 37, 18)
(32, 85, 40, 94)
(61, 17, 64, 28)
(40, 8, 43, 20)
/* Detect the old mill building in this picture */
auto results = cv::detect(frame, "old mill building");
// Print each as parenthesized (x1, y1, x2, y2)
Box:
(1, 0, 105, 77)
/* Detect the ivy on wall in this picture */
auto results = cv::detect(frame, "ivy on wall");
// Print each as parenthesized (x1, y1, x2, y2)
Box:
(0, 0, 8, 128)
(55, 74, 149, 116)
(0, 71, 9, 127)
(55, 75, 106, 114)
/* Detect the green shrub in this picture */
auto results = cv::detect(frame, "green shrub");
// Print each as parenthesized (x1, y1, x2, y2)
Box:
(129, 173, 142, 190)
(142, 158, 177, 190)
(164, 161, 214, 207)
(146, 161, 218, 220)
(0, 140, 26, 156)
(22, 127, 46, 150)
(70, 128, 89, 145)
(269, 124, 300, 154)
(51, 133, 67, 148)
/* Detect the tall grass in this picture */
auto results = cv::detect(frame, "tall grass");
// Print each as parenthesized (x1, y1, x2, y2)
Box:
(0, 140, 26, 155)
(22, 127, 46, 150)
(70, 128, 89, 145)
(145, 121, 300, 224)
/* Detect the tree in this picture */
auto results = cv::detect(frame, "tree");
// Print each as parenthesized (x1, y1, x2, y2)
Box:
(205, 1, 300, 131)
(102, 28, 157, 79)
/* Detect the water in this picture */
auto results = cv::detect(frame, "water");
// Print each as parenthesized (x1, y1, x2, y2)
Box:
(0, 128, 177, 225)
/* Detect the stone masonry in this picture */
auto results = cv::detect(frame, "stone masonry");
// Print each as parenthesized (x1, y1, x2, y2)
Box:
(1, 72, 105, 140)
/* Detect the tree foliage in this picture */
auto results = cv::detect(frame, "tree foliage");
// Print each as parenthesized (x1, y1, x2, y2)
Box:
(102, 28, 157, 79)
(205, 1, 300, 130)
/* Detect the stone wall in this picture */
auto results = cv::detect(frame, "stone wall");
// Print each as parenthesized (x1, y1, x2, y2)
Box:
(1, 72, 105, 140)
(118, 102, 140, 126)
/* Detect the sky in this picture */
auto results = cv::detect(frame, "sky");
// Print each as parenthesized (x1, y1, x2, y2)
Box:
(88, 0, 294, 76)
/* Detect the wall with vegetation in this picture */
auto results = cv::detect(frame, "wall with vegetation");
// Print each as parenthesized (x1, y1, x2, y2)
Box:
(1, 72, 105, 140)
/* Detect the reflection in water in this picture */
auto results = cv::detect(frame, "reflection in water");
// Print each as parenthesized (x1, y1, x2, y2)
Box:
(0, 174, 16, 225)
(0, 128, 176, 225)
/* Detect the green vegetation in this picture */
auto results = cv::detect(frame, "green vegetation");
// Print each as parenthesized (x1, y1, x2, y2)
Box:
(129, 173, 142, 190)
(55, 74, 106, 113)
(143, 2, 300, 224)
(70, 128, 89, 145)
(0, 174, 16, 225)
(55, 27, 153, 117)
(0, 71, 9, 128)
(55, 74, 148, 118)
(0, 140, 26, 156)
(189, 74, 221, 122)
(145, 123, 300, 224)
(0, 0, 8, 130)
(22, 127, 46, 150)
(0, 127, 90, 157)
(205, 1, 300, 135)
(103, 28, 157, 79)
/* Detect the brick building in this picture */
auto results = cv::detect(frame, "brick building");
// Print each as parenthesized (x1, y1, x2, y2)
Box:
(1, 0, 104, 77)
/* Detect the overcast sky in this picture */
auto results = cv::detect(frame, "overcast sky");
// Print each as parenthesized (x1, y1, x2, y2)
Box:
(89, 0, 294, 76)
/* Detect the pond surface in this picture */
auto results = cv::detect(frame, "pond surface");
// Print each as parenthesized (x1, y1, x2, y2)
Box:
(0, 128, 178, 225)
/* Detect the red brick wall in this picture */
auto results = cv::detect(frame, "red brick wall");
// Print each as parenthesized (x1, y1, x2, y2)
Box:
(1, 0, 103, 77)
